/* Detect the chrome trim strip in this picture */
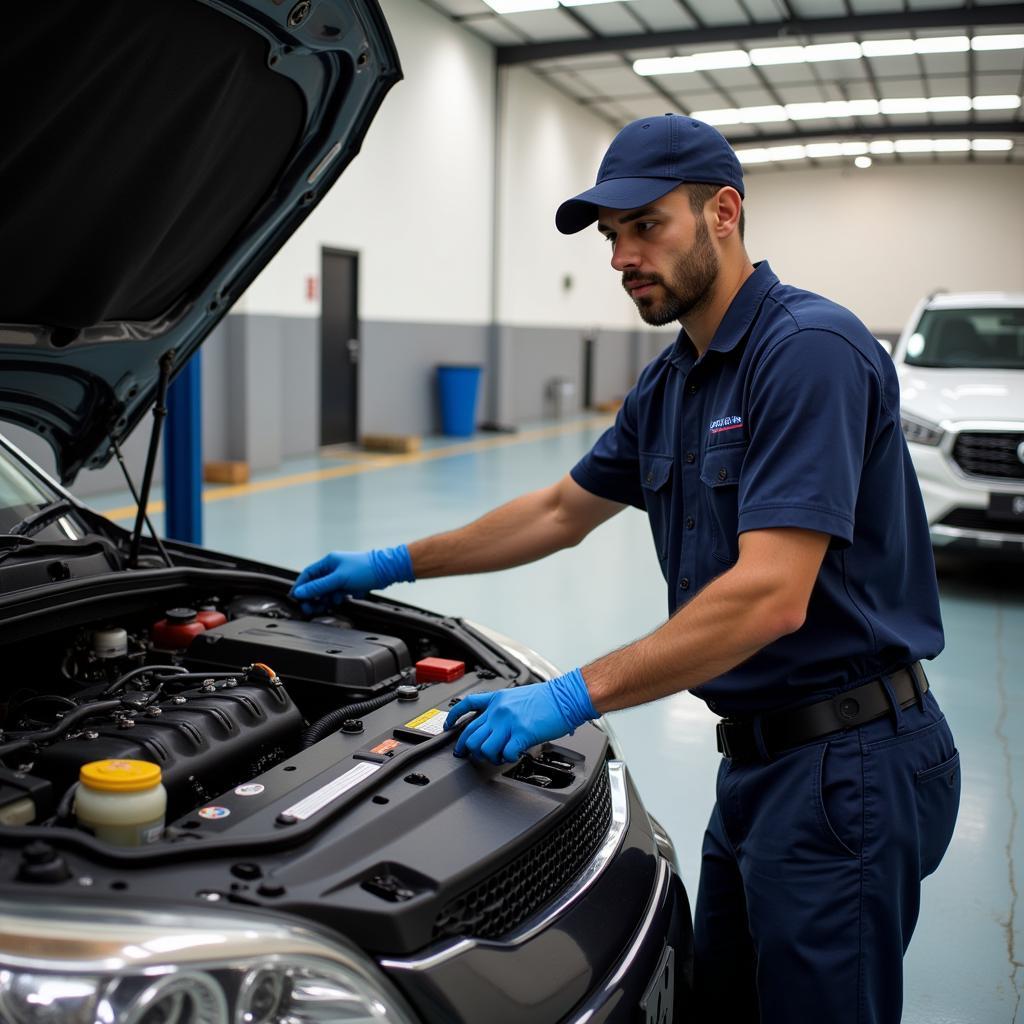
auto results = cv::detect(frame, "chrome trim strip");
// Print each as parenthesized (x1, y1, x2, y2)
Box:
(378, 760, 630, 973)
(931, 524, 1024, 546)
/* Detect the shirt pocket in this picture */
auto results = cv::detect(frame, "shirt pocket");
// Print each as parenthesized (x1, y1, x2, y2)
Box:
(700, 443, 746, 565)
(639, 452, 673, 568)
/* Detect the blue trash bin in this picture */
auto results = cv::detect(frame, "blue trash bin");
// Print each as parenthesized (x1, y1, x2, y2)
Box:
(437, 364, 482, 437)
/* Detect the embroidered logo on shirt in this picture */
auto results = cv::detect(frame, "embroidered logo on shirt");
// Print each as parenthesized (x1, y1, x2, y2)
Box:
(709, 415, 743, 435)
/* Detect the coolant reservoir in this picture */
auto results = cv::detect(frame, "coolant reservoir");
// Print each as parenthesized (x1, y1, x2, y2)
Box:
(92, 627, 128, 660)
(152, 608, 206, 649)
(75, 760, 167, 846)
(196, 607, 227, 630)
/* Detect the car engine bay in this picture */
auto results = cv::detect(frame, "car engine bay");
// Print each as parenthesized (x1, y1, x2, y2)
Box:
(0, 585, 519, 833)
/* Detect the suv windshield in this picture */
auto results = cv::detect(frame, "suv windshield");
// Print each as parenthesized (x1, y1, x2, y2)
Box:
(0, 443, 82, 539)
(905, 307, 1024, 370)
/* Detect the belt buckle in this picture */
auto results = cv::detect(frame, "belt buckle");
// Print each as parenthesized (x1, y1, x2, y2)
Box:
(715, 722, 732, 757)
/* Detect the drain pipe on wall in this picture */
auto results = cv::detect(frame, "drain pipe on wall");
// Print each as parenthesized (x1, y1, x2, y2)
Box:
(480, 62, 517, 434)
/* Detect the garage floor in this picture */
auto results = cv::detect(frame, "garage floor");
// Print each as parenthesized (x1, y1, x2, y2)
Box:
(97, 417, 1023, 1024)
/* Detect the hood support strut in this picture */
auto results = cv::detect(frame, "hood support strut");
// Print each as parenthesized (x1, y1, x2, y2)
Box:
(128, 352, 173, 569)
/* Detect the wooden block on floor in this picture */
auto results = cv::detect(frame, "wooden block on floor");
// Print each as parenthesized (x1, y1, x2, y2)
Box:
(361, 434, 422, 454)
(204, 460, 250, 484)
(593, 399, 623, 414)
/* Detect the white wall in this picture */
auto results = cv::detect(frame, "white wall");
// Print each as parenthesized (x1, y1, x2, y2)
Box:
(239, 0, 496, 324)
(743, 162, 1024, 334)
(497, 66, 660, 332)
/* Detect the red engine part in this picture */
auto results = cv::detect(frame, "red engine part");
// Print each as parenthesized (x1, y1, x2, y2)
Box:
(152, 608, 206, 650)
(196, 608, 228, 630)
(415, 657, 466, 683)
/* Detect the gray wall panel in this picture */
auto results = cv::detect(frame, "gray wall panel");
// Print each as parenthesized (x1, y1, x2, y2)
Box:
(502, 326, 583, 423)
(283, 317, 320, 457)
(591, 330, 633, 405)
(360, 321, 489, 436)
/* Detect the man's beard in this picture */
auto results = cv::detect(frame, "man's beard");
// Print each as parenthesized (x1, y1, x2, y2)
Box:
(623, 216, 719, 326)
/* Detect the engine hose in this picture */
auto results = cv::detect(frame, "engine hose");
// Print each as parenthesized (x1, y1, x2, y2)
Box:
(302, 690, 402, 748)
(0, 698, 125, 762)
(103, 664, 187, 696)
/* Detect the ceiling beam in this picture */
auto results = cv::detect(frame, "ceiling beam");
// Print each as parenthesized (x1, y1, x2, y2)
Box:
(719, 119, 1023, 147)
(494, 3, 1024, 66)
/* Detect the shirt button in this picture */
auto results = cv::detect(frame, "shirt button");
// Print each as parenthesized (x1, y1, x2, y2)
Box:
(679, 578, 690, 590)
(686, 516, 695, 530)
(685, 451, 696, 464)
(717, 467, 728, 481)
(645, 471, 653, 483)
(688, 383, 698, 395)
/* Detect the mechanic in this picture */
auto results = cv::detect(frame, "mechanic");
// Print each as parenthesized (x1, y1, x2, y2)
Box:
(292, 114, 960, 1023)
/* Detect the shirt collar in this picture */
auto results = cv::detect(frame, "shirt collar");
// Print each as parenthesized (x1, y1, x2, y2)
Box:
(666, 260, 779, 369)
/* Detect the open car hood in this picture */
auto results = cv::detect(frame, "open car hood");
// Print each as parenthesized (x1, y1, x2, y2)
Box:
(0, 0, 400, 483)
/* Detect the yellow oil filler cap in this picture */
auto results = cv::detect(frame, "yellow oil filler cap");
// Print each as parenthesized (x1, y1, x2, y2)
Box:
(80, 759, 162, 792)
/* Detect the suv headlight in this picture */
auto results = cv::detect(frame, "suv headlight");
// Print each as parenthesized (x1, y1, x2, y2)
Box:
(0, 901, 417, 1024)
(900, 412, 944, 446)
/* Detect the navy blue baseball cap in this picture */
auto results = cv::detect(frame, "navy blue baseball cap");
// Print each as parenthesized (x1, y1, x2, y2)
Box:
(556, 113, 744, 234)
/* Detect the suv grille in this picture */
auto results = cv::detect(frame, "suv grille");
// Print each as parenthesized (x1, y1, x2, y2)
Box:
(432, 764, 613, 942)
(952, 431, 1024, 480)
(938, 507, 1024, 536)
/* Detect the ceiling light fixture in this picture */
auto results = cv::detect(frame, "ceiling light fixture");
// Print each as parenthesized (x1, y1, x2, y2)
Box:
(912, 35, 970, 54)
(482, 0, 557, 12)
(633, 34, 1024, 79)
(972, 34, 1024, 51)
(972, 95, 1022, 110)
(860, 39, 916, 57)
(971, 138, 1015, 151)
(560, 0, 637, 7)
(733, 138, 1014, 165)
(692, 95, 1019, 126)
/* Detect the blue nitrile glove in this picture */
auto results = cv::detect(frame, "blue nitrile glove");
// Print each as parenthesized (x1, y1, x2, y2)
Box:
(444, 668, 598, 765)
(290, 545, 414, 612)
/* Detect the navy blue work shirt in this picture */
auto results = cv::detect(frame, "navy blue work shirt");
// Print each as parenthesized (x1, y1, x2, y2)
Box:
(571, 261, 943, 716)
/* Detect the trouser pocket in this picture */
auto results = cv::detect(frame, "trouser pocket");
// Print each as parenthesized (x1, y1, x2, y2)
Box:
(915, 748, 960, 877)
(814, 737, 863, 858)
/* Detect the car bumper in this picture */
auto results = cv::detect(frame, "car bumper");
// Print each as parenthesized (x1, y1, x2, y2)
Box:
(909, 443, 1024, 552)
(379, 767, 693, 1023)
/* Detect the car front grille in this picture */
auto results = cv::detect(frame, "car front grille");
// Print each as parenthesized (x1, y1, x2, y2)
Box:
(432, 763, 613, 942)
(952, 431, 1024, 480)
(938, 507, 1024, 536)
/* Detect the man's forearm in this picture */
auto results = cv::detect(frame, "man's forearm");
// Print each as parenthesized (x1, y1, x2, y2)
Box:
(408, 481, 606, 578)
(583, 529, 828, 712)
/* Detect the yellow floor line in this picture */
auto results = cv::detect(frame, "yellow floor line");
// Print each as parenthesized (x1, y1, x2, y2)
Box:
(99, 416, 613, 522)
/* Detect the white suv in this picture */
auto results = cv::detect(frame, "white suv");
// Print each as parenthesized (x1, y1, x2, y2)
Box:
(894, 292, 1024, 553)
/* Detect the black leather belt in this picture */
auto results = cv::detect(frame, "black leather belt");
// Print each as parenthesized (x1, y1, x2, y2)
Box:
(715, 664, 929, 760)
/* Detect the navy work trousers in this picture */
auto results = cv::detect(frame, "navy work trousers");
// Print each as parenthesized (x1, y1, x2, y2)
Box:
(692, 688, 960, 1023)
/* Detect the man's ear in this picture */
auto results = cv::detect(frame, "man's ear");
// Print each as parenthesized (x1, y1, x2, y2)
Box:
(712, 186, 743, 239)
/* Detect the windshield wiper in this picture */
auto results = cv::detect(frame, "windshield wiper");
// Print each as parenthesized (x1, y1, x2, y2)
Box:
(0, 534, 117, 568)
(8, 499, 76, 537)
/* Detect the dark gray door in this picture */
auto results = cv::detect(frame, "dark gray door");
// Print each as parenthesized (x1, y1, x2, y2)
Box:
(320, 248, 359, 445)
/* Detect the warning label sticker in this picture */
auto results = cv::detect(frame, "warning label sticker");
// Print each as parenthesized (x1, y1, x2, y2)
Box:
(283, 761, 381, 821)
(403, 708, 447, 735)
(370, 738, 402, 756)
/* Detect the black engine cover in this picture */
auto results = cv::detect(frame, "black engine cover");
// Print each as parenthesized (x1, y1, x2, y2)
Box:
(185, 616, 411, 714)
(33, 684, 302, 820)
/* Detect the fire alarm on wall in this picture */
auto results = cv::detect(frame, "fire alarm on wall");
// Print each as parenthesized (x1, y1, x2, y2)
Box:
(305, 275, 319, 301)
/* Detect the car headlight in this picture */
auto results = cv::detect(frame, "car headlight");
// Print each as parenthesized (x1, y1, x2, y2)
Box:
(900, 413, 944, 446)
(0, 901, 417, 1024)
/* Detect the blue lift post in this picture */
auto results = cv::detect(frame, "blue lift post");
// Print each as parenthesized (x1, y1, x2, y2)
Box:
(163, 354, 203, 545)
